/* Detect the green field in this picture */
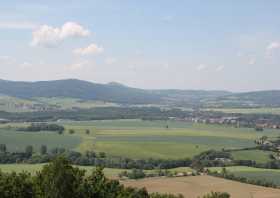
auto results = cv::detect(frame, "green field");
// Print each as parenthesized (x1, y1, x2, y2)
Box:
(1, 119, 280, 160)
(0, 128, 81, 152)
(230, 150, 274, 164)
(209, 166, 280, 186)
(63, 120, 280, 160)
(205, 107, 280, 115)
(0, 96, 118, 112)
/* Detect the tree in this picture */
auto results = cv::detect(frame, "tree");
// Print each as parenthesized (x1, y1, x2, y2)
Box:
(255, 126, 264, 132)
(260, 136, 268, 144)
(0, 144, 6, 153)
(69, 129, 75, 134)
(25, 145, 33, 157)
(85, 129, 90, 135)
(99, 152, 106, 158)
(40, 145, 47, 155)
(202, 192, 230, 198)
(34, 157, 85, 198)
(0, 171, 34, 198)
(221, 168, 227, 177)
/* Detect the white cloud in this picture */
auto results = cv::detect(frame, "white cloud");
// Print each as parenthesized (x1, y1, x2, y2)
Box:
(105, 57, 117, 65)
(196, 64, 207, 71)
(31, 22, 90, 47)
(68, 60, 89, 71)
(0, 21, 37, 29)
(216, 65, 224, 71)
(73, 43, 104, 55)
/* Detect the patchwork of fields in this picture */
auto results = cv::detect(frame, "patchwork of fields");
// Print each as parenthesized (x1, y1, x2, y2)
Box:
(64, 120, 279, 160)
(1, 119, 279, 160)
(1, 119, 280, 196)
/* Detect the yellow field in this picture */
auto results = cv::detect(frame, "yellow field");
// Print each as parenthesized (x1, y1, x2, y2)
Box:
(122, 175, 280, 198)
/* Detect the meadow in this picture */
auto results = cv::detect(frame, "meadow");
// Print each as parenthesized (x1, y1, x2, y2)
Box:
(209, 166, 280, 186)
(1, 119, 280, 160)
(63, 120, 279, 160)
(0, 128, 81, 152)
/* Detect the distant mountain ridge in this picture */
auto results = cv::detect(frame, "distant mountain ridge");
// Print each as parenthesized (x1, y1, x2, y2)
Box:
(0, 79, 278, 106)
(0, 79, 159, 104)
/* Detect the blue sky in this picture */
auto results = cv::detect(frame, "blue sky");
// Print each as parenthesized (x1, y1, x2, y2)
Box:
(0, 1, 280, 91)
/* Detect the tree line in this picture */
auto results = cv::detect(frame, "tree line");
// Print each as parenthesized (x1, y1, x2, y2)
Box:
(0, 157, 230, 198)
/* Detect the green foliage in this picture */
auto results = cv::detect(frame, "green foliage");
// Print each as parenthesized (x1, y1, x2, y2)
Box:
(68, 129, 75, 134)
(0, 144, 6, 153)
(119, 169, 146, 179)
(34, 157, 85, 198)
(201, 192, 230, 198)
(0, 170, 34, 198)
(0, 157, 190, 198)
(17, 123, 65, 133)
(25, 145, 33, 157)
(85, 129, 90, 135)
(39, 145, 47, 155)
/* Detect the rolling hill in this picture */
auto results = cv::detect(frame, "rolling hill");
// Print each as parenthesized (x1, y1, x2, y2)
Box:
(0, 79, 230, 105)
(0, 79, 279, 108)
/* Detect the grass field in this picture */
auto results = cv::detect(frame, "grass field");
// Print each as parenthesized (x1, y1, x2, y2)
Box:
(209, 166, 280, 186)
(122, 175, 280, 198)
(1, 119, 280, 160)
(230, 150, 274, 164)
(63, 120, 279, 160)
(205, 107, 280, 115)
(34, 97, 118, 110)
(0, 128, 81, 152)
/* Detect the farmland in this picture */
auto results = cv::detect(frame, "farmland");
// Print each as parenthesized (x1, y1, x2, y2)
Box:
(1, 119, 280, 160)
(209, 166, 280, 186)
(63, 120, 279, 160)
(0, 96, 119, 112)
(0, 163, 193, 178)
(0, 128, 81, 152)
(205, 107, 280, 115)
(122, 175, 280, 198)
(1, 119, 280, 196)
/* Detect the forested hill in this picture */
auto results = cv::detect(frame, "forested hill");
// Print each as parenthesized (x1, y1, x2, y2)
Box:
(0, 79, 230, 104)
(0, 79, 279, 106)
(0, 79, 160, 104)
(207, 90, 280, 107)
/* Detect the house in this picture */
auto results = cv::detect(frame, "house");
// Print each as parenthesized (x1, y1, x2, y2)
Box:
(214, 158, 232, 162)
(263, 140, 274, 146)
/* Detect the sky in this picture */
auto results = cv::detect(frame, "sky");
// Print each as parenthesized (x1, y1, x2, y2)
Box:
(0, 0, 280, 92)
